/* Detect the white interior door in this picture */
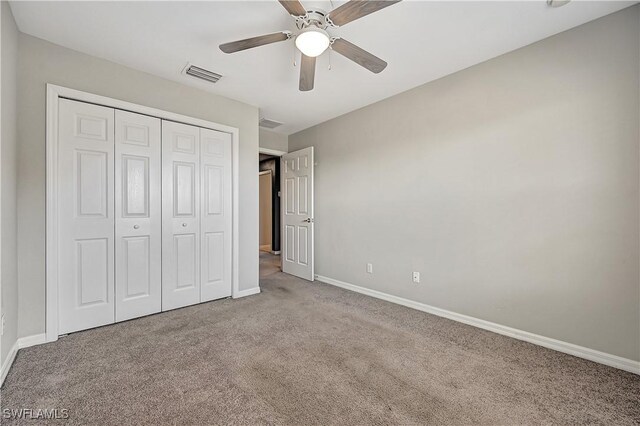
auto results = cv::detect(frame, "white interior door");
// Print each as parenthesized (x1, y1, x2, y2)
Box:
(200, 128, 233, 301)
(281, 147, 314, 281)
(115, 110, 162, 321)
(58, 99, 115, 334)
(162, 120, 201, 311)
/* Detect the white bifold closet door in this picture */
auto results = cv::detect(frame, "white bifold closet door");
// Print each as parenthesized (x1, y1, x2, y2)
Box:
(58, 100, 163, 333)
(162, 121, 232, 311)
(57, 98, 232, 334)
(58, 99, 116, 334)
(200, 128, 233, 302)
(114, 110, 162, 321)
(162, 121, 201, 310)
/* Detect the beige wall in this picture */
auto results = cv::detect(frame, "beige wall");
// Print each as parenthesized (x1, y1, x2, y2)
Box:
(1, 0, 19, 365)
(16, 33, 260, 338)
(259, 128, 288, 153)
(259, 172, 272, 247)
(290, 7, 640, 361)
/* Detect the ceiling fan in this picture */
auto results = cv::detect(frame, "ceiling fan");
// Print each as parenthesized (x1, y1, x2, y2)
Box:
(219, 0, 402, 91)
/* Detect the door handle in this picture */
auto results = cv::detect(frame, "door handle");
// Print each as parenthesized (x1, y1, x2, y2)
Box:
(182, 223, 187, 227)
(133, 225, 140, 230)
(302, 218, 313, 223)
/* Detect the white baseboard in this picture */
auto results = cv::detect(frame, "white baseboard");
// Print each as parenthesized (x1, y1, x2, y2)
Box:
(316, 275, 640, 375)
(233, 287, 261, 299)
(0, 333, 47, 386)
(18, 333, 47, 349)
(0, 341, 19, 387)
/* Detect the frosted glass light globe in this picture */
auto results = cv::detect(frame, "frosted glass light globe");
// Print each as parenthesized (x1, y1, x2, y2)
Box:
(295, 27, 330, 57)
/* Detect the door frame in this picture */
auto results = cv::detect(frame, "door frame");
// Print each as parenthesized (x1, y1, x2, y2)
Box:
(258, 147, 286, 258)
(259, 147, 287, 157)
(45, 84, 241, 343)
(258, 169, 273, 252)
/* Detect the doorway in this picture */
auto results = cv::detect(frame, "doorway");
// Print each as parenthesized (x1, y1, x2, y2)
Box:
(258, 149, 285, 278)
(259, 170, 272, 253)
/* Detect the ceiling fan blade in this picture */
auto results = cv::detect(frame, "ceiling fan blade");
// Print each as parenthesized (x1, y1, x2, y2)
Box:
(331, 38, 387, 73)
(327, 0, 401, 27)
(278, 0, 307, 16)
(299, 54, 316, 91)
(220, 32, 291, 54)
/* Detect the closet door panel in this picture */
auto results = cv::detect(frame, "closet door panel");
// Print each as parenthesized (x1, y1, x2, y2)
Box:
(200, 128, 233, 301)
(162, 121, 201, 310)
(115, 110, 162, 321)
(58, 99, 115, 334)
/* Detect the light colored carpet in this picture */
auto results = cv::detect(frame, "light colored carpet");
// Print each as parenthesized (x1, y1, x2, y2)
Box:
(259, 251, 281, 279)
(1, 253, 638, 424)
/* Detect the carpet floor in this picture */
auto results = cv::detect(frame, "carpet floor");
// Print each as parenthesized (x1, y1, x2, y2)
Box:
(1, 253, 638, 425)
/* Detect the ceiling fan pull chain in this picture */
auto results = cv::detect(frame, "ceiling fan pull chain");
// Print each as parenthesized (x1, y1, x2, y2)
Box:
(328, 37, 337, 71)
(293, 43, 297, 67)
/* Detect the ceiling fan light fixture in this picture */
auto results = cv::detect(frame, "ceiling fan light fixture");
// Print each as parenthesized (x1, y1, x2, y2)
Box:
(295, 27, 330, 57)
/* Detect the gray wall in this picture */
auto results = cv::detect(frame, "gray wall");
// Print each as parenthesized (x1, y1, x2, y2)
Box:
(1, 0, 19, 364)
(17, 33, 260, 338)
(289, 7, 640, 361)
(259, 128, 288, 152)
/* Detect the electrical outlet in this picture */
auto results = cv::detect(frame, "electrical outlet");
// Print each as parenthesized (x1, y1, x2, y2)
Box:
(366, 263, 373, 274)
(412, 272, 420, 283)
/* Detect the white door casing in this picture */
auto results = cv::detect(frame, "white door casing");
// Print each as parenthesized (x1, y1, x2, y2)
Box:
(115, 110, 162, 321)
(162, 120, 201, 311)
(281, 147, 314, 281)
(46, 84, 243, 342)
(200, 128, 233, 301)
(58, 99, 115, 334)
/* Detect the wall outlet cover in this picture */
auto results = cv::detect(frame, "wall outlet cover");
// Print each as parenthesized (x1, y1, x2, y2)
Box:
(412, 272, 420, 283)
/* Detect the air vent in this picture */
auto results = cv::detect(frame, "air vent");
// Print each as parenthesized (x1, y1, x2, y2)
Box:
(184, 64, 222, 84)
(547, 0, 570, 6)
(259, 118, 283, 129)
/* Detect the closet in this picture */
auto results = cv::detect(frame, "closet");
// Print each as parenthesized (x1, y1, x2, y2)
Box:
(56, 98, 232, 335)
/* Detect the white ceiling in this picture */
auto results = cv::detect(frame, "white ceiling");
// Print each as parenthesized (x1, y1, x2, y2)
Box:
(10, 1, 635, 135)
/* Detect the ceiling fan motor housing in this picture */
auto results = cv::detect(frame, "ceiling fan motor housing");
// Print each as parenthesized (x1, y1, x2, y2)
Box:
(296, 9, 329, 30)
